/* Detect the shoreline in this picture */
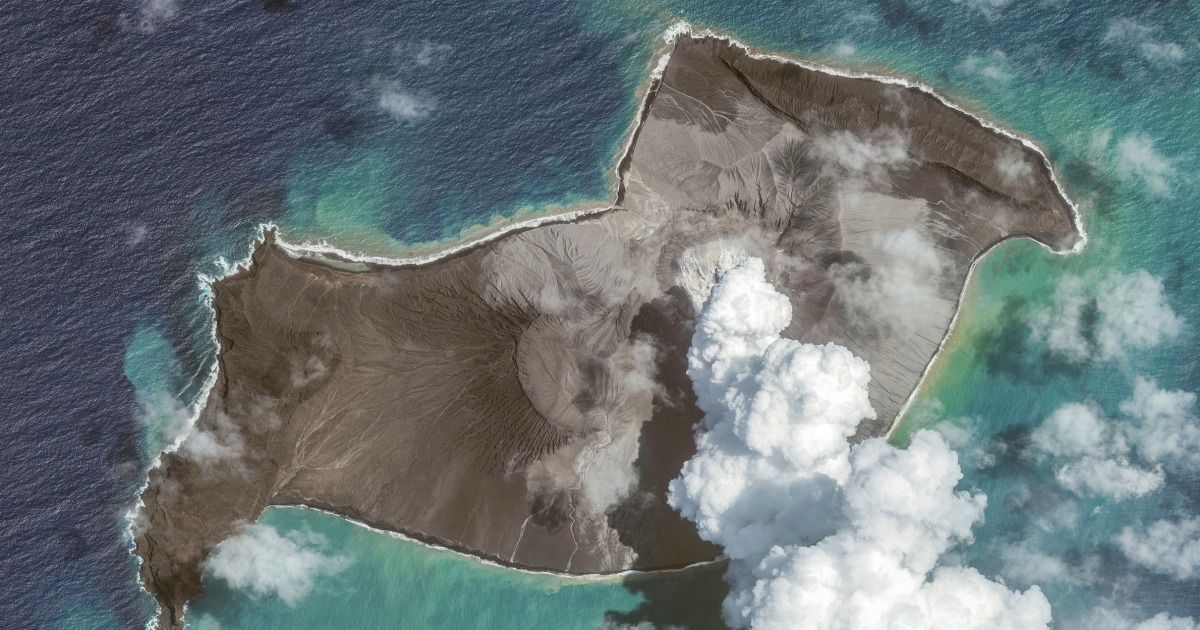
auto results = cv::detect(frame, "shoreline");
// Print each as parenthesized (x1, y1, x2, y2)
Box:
(125, 23, 1086, 626)
(270, 21, 1086, 271)
(266, 26, 676, 270)
(276, 504, 727, 582)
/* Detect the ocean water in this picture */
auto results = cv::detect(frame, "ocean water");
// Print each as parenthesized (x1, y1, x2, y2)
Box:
(4, 0, 1200, 628)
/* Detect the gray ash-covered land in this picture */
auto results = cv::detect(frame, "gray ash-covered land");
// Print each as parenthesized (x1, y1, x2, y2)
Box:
(134, 35, 1080, 628)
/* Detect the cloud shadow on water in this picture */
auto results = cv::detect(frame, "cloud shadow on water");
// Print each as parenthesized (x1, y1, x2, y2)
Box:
(971, 295, 1084, 383)
(603, 561, 731, 630)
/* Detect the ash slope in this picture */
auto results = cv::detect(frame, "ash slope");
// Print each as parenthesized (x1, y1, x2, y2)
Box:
(134, 35, 1080, 628)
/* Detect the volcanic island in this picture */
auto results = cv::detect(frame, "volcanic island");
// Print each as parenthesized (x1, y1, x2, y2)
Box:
(134, 34, 1082, 628)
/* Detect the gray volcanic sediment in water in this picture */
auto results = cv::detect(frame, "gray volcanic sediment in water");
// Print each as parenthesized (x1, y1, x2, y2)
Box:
(133, 35, 1080, 628)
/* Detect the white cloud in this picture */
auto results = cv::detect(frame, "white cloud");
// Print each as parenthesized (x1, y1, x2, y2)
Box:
(833, 42, 856, 57)
(1053, 456, 1164, 501)
(140, 0, 179, 28)
(809, 128, 910, 183)
(137, 391, 193, 452)
(290, 355, 329, 388)
(670, 258, 1050, 630)
(1098, 271, 1183, 353)
(180, 412, 246, 464)
(830, 227, 951, 340)
(1116, 516, 1200, 581)
(999, 542, 1093, 587)
(1030, 403, 1119, 458)
(1032, 276, 1092, 362)
(1029, 402, 1164, 501)
(675, 239, 753, 314)
(1082, 130, 1176, 197)
(1072, 609, 1199, 630)
(205, 522, 351, 605)
(930, 416, 994, 470)
(378, 83, 436, 122)
(1028, 375, 1200, 501)
(996, 147, 1034, 186)
(1104, 18, 1187, 64)
(1116, 134, 1176, 197)
(961, 51, 1015, 84)
(176, 398, 280, 473)
(401, 41, 453, 67)
(1031, 270, 1182, 363)
(1121, 378, 1200, 469)
(952, 0, 1013, 18)
(620, 335, 661, 396)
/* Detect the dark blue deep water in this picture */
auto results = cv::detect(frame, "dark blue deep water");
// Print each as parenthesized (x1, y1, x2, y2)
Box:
(0, 2, 635, 626)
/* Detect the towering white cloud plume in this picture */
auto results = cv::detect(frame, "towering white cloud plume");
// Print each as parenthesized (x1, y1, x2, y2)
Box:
(669, 258, 1050, 630)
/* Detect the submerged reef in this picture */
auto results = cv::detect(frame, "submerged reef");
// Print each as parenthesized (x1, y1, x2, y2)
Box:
(133, 34, 1080, 628)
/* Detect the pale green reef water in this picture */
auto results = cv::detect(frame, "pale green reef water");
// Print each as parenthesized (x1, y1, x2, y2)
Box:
(114, 0, 1200, 628)
(186, 508, 727, 630)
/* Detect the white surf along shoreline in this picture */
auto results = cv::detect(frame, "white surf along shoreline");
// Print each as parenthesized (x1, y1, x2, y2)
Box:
(127, 21, 1088, 620)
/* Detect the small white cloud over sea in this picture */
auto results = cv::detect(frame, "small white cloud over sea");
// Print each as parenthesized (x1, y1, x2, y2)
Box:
(1116, 516, 1200, 581)
(1081, 130, 1176, 198)
(999, 541, 1095, 588)
(1104, 18, 1187, 64)
(669, 257, 1051, 629)
(1029, 401, 1162, 501)
(379, 87, 436, 123)
(1028, 377, 1200, 501)
(1030, 270, 1182, 363)
(1117, 134, 1176, 197)
(960, 51, 1016, 85)
(394, 40, 453, 67)
(377, 82, 437, 123)
(832, 42, 856, 57)
(139, 0, 179, 30)
(952, 0, 1013, 19)
(206, 522, 351, 605)
(1069, 609, 1199, 630)
(1075, 128, 1176, 195)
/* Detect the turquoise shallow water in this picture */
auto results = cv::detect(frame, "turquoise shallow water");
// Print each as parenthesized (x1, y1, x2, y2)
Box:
(185, 507, 728, 630)
(104, 0, 1200, 628)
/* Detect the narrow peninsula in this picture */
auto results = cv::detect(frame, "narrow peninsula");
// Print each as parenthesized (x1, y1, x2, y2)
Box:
(134, 34, 1082, 628)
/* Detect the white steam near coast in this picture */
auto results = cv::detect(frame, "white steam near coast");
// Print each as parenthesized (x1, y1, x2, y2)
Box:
(669, 258, 1050, 629)
(206, 522, 351, 605)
